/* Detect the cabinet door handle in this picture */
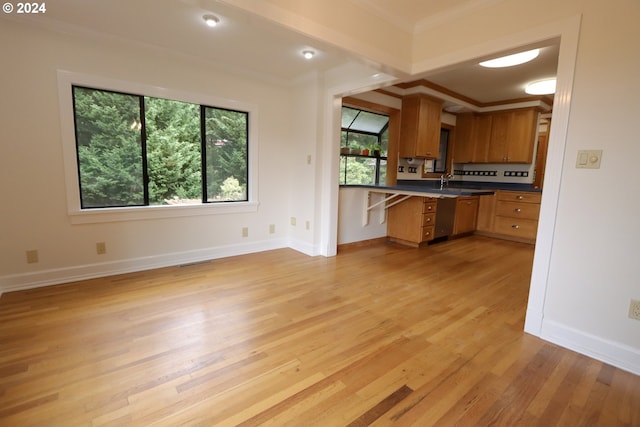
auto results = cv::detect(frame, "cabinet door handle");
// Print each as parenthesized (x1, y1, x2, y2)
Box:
(512, 225, 520, 229)
(514, 208, 522, 213)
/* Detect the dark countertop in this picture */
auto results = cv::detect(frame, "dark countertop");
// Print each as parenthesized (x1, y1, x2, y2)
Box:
(341, 184, 495, 197)
(398, 179, 542, 192)
(341, 180, 542, 197)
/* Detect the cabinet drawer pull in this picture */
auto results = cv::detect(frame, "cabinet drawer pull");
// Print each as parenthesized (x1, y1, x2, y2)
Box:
(516, 195, 524, 200)
(425, 231, 431, 236)
(512, 225, 520, 229)
(514, 208, 521, 213)
(427, 206, 433, 211)
(425, 217, 431, 222)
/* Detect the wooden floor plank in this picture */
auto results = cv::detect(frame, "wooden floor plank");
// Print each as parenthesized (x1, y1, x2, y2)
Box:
(1, 236, 639, 426)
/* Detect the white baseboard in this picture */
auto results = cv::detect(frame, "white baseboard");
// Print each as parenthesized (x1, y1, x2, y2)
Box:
(0, 238, 289, 295)
(541, 319, 640, 376)
(287, 237, 321, 257)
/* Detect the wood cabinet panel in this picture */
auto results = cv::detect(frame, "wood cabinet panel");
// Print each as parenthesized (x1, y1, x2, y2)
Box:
(422, 213, 436, 227)
(488, 112, 510, 162)
(473, 114, 493, 162)
(453, 113, 493, 163)
(453, 196, 479, 235)
(452, 113, 475, 163)
(387, 196, 439, 246)
(493, 216, 539, 240)
(507, 108, 538, 163)
(399, 95, 442, 159)
(476, 194, 496, 232)
(455, 108, 537, 164)
(496, 201, 540, 220)
(476, 190, 541, 243)
(497, 191, 541, 204)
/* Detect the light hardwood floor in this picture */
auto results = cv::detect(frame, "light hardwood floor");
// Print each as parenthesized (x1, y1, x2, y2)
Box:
(1, 236, 639, 426)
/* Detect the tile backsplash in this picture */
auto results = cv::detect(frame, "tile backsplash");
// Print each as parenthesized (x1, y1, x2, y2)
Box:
(396, 158, 535, 184)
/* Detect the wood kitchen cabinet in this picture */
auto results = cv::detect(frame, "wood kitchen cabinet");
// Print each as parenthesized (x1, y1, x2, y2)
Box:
(487, 108, 538, 163)
(387, 196, 437, 247)
(476, 194, 496, 232)
(398, 94, 442, 159)
(452, 113, 475, 162)
(453, 113, 492, 163)
(475, 190, 541, 243)
(454, 108, 538, 164)
(453, 196, 479, 236)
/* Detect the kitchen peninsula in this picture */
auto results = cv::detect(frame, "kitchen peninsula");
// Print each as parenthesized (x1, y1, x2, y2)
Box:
(352, 180, 541, 246)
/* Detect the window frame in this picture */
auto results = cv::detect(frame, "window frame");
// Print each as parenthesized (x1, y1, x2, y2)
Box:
(339, 127, 388, 186)
(339, 106, 389, 186)
(57, 70, 259, 224)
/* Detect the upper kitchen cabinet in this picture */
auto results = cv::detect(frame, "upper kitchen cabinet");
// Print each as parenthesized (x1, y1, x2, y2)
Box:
(487, 108, 538, 163)
(454, 107, 538, 164)
(452, 113, 492, 163)
(399, 94, 442, 158)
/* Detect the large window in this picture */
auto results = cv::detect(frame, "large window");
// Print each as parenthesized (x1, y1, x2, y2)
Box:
(339, 107, 388, 185)
(72, 86, 248, 209)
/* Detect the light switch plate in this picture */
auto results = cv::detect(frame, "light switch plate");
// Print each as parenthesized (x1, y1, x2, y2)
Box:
(576, 149, 602, 169)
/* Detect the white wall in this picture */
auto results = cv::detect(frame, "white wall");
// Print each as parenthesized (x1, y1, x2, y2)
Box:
(0, 19, 296, 291)
(537, 1, 640, 371)
(287, 72, 322, 254)
(338, 188, 387, 245)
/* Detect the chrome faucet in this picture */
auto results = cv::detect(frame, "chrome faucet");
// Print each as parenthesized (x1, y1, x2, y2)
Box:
(440, 172, 454, 189)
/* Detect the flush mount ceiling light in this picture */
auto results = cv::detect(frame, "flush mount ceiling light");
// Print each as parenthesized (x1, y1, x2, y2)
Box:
(203, 14, 219, 27)
(525, 78, 557, 95)
(302, 50, 315, 60)
(479, 48, 540, 68)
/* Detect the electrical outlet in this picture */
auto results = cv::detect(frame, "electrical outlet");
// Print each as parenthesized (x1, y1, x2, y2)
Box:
(242, 227, 249, 237)
(290, 217, 296, 226)
(269, 224, 275, 234)
(96, 242, 106, 255)
(628, 299, 640, 321)
(307, 155, 312, 165)
(305, 220, 310, 230)
(26, 249, 39, 264)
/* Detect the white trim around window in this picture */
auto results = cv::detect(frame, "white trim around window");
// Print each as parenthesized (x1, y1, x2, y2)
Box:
(56, 70, 259, 224)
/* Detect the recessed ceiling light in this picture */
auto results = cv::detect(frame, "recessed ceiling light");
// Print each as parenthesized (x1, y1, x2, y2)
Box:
(479, 48, 540, 68)
(302, 50, 315, 60)
(526, 78, 557, 95)
(203, 14, 219, 27)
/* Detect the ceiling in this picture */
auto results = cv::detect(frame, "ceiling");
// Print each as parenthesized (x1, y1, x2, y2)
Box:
(6, 0, 558, 107)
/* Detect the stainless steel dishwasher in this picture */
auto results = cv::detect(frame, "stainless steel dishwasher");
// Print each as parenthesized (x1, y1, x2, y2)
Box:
(434, 197, 456, 239)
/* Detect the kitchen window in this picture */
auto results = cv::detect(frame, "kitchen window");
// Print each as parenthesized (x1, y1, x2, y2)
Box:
(339, 107, 388, 185)
(72, 86, 248, 209)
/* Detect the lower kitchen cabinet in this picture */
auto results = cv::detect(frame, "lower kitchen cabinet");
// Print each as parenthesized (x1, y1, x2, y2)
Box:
(476, 190, 541, 243)
(452, 196, 479, 236)
(387, 196, 437, 247)
(387, 195, 481, 246)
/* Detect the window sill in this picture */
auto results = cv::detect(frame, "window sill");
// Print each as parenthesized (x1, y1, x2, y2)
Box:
(68, 201, 259, 224)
